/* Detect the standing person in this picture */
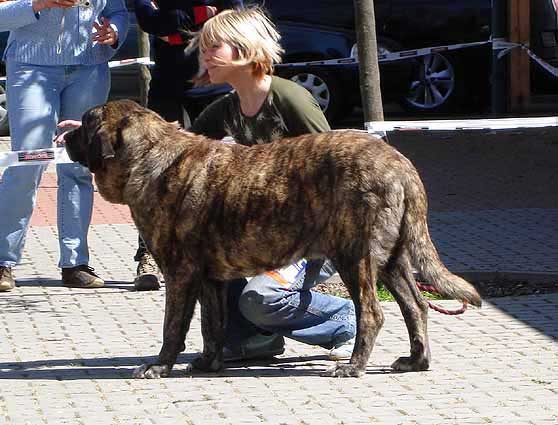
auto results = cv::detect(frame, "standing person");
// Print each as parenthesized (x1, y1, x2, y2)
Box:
(132, 0, 242, 291)
(0, 0, 128, 292)
(191, 7, 356, 361)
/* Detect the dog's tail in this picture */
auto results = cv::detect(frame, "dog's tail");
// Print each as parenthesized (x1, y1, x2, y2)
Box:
(402, 179, 482, 308)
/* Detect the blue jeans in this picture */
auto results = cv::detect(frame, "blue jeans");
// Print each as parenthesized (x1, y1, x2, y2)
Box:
(0, 61, 110, 268)
(226, 259, 356, 349)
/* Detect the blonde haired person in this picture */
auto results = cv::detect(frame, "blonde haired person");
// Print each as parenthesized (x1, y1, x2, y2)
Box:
(190, 7, 356, 361)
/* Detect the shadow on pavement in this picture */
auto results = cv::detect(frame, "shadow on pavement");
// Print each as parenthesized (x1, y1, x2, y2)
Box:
(0, 353, 395, 380)
(486, 295, 558, 341)
(13, 278, 137, 291)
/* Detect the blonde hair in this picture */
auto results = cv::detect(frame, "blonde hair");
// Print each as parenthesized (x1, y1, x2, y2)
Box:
(196, 7, 284, 83)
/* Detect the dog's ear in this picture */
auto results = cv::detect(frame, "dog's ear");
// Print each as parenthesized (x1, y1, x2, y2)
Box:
(87, 124, 116, 173)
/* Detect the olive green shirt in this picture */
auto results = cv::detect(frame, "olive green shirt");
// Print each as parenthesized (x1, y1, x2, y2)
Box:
(192, 76, 331, 145)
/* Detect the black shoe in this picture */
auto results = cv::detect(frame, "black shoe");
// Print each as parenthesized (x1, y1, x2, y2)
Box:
(62, 265, 104, 288)
(133, 252, 161, 291)
(223, 334, 285, 362)
(0, 266, 15, 292)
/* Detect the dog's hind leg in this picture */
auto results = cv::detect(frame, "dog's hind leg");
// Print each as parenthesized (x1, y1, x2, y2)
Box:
(329, 254, 384, 378)
(380, 248, 430, 372)
(133, 270, 200, 379)
(190, 279, 227, 372)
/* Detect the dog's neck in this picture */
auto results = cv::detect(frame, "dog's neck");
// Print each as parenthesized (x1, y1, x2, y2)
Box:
(122, 127, 219, 207)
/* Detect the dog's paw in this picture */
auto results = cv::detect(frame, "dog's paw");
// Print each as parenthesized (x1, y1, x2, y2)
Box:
(191, 354, 223, 372)
(391, 356, 430, 372)
(327, 363, 363, 378)
(133, 363, 170, 379)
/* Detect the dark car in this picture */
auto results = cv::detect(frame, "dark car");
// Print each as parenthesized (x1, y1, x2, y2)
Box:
(183, 0, 494, 123)
(265, 0, 493, 115)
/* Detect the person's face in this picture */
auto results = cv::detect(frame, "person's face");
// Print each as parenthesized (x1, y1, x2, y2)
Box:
(201, 41, 240, 84)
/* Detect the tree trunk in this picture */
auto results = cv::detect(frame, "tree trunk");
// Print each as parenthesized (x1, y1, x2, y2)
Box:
(353, 0, 384, 124)
(137, 27, 151, 108)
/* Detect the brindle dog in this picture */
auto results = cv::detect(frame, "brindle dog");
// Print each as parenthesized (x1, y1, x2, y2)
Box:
(65, 99, 481, 379)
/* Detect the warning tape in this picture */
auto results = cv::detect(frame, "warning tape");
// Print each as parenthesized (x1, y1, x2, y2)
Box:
(107, 56, 154, 68)
(275, 38, 558, 82)
(0, 56, 154, 83)
(366, 116, 558, 132)
(493, 39, 558, 79)
(275, 40, 491, 69)
(0, 147, 72, 168)
(3, 114, 558, 169)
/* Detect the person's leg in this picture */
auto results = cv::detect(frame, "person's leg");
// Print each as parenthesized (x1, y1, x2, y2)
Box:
(57, 64, 110, 287)
(131, 80, 185, 290)
(239, 259, 356, 349)
(223, 277, 285, 361)
(0, 61, 57, 290)
(133, 233, 162, 291)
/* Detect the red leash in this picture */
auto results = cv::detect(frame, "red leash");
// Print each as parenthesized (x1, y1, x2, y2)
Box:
(416, 282, 468, 315)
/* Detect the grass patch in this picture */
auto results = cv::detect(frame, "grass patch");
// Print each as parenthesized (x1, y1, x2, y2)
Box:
(316, 281, 445, 301)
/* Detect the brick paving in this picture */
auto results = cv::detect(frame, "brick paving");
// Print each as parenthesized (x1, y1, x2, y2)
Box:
(1, 130, 558, 424)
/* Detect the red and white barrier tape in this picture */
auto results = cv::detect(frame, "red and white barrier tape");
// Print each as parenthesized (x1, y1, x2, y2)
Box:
(0, 57, 154, 83)
(276, 40, 491, 69)
(107, 56, 154, 68)
(366, 116, 558, 132)
(275, 38, 558, 81)
(0, 147, 72, 168)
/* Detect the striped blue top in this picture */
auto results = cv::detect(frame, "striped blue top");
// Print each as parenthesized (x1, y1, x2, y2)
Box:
(0, 0, 129, 65)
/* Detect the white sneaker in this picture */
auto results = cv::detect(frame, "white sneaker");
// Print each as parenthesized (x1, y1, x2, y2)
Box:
(328, 337, 355, 360)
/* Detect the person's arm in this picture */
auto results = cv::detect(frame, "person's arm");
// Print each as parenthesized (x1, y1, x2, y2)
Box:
(100, 0, 129, 49)
(0, 0, 75, 32)
(275, 80, 331, 135)
(191, 96, 229, 139)
(134, 0, 191, 37)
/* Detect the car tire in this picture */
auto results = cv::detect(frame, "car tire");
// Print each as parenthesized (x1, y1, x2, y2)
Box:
(400, 52, 460, 113)
(0, 85, 9, 136)
(282, 69, 345, 122)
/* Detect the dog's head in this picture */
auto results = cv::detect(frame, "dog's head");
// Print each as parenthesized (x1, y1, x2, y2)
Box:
(65, 99, 149, 203)
(65, 99, 143, 173)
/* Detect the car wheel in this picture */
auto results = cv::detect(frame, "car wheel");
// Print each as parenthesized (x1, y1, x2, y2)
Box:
(0, 85, 9, 136)
(284, 70, 342, 121)
(401, 53, 457, 113)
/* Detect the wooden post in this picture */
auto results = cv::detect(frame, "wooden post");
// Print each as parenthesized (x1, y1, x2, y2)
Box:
(508, 0, 530, 111)
(353, 0, 384, 125)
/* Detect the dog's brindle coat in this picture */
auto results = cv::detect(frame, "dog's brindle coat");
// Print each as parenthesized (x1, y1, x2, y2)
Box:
(65, 99, 481, 378)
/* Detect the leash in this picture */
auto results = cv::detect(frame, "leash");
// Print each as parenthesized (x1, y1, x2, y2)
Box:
(416, 281, 468, 315)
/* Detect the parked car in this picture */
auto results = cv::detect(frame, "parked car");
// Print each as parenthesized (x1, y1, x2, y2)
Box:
(183, 0, 494, 123)
(263, 0, 493, 115)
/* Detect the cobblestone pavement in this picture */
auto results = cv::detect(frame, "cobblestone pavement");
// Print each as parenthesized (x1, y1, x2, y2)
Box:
(1, 128, 558, 424)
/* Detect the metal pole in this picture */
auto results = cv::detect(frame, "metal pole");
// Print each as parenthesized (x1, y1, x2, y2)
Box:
(491, 0, 508, 113)
(353, 0, 384, 124)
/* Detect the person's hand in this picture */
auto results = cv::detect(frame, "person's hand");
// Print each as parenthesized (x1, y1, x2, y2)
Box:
(54, 120, 82, 146)
(32, 0, 77, 13)
(92, 17, 119, 46)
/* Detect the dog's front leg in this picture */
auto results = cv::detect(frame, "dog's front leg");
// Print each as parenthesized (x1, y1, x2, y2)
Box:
(134, 272, 200, 379)
(190, 279, 227, 372)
